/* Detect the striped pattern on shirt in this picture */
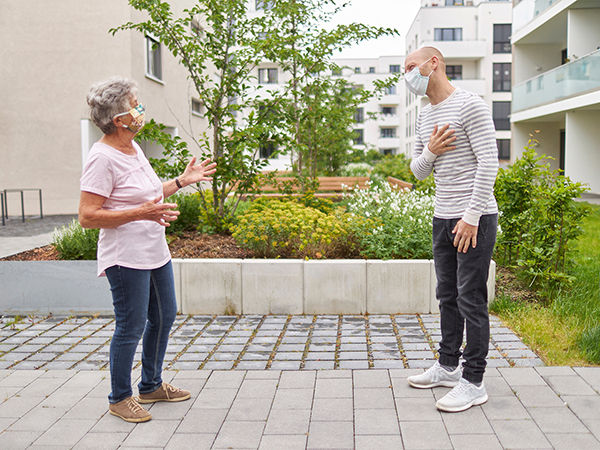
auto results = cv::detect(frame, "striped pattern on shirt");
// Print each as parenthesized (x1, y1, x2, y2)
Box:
(410, 88, 499, 226)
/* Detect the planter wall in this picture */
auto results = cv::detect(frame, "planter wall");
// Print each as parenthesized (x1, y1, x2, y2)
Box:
(0, 259, 496, 315)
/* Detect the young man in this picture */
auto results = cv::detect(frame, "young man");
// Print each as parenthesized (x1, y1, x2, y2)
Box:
(405, 47, 499, 412)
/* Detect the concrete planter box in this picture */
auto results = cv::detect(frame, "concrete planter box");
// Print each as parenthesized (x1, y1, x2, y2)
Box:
(0, 259, 496, 315)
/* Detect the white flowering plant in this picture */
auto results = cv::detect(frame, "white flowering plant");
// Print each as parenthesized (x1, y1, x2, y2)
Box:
(344, 181, 435, 259)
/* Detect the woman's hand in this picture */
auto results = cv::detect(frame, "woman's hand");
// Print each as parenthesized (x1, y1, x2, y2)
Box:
(179, 157, 217, 186)
(140, 196, 180, 227)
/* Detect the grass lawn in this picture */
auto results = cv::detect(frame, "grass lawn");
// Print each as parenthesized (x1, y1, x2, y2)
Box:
(491, 203, 600, 366)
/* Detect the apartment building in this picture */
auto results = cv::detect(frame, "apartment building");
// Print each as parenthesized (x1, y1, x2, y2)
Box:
(511, 0, 600, 194)
(404, 0, 513, 160)
(0, 0, 208, 215)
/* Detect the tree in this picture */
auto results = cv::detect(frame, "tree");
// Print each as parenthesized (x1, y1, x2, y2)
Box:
(112, 0, 274, 231)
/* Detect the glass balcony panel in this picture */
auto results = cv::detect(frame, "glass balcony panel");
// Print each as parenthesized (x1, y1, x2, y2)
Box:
(512, 49, 600, 113)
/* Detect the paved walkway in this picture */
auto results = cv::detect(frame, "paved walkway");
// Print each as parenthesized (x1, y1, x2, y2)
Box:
(0, 215, 76, 258)
(0, 315, 543, 371)
(0, 366, 599, 449)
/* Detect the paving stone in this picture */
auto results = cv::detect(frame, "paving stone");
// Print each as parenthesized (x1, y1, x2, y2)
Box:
(241, 351, 271, 361)
(354, 387, 395, 409)
(177, 408, 228, 433)
(484, 375, 514, 397)
(269, 361, 301, 370)
(390, 378, 434, 399)
(307, 421, 354, 449)
(582, 419, 600, 440)
(491, 419, 552, 449)
(527, 406, 590, 434)
(203, 361, 234, 370)
(372, 360, 406, 369)
(213, 420, 265, 449)
(354, 435, 403, 450)
(244, 370, 281, 380)
(0, 430, 43, 448)
(309, 343, 336, 352)
(271, 387, 313, 410)
(486, 358, 511, 368)
(353, 369, 390, 388)
(311, 397, 353, 421)
(514, 385, 566, 407)
(481, 395, 530, 420)
(355, 408, 400, 435)
(535, 366, 576, 377)
(192, 388, 238, 409)
(441, 404, 494, 434)
(499, 367, 546, 386)
(34, 418, 97, 446)
(8, 405, 68, 431)
(235, 361, 268, 370)
(395, 397, 442, 421)
(72, 431, 128, 450)
(0, 395, 45, 418)
(265, 408, 310, 434)
(315, 377, 353, 398)
(562, 395, 600, 420)
(449, 433, 503, 450)
(237, 379, 278, 398)
(338, 360, 369, 369)
(279, 370, 315, 389)
(546, 433, 600, 450)
(277, 344, 305, 352)
(400, 420, 452, 449)
(122, 419, 180, 447)
(303, 360, 335, 370)
(574, 367, 600, 390)
(546, 375, 598, 396)
(166, 433, 215, 450)
(227, 397, 273, 421)
(316, 369, 353, 379)
(306, 352, 335, 360)
(273, 352, 303, 361)
(258, 434, 307, 450)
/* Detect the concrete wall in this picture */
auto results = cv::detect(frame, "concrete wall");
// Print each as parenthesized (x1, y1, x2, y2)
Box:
(566, 110, 600, 193)
(567, 9, 600, 58)
(0, 0, 208, 215)
(512, 121, 563, 171)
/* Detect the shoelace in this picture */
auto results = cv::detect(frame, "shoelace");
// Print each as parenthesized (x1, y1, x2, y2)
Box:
(164, 383, 182, 396)
(447, 381, 471, 398)
(126, 397, 145, 415)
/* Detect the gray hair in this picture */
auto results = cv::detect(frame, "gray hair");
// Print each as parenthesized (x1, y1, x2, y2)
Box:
(86, 77, 138, 135)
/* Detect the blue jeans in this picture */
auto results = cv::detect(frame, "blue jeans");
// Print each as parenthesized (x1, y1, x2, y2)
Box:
(105, 261, 177, 404)
(433, 214, 497, 384)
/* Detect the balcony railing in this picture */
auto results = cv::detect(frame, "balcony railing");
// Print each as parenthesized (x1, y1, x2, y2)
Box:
(512, 49, 600, 113)
(513, 0, 561, 33)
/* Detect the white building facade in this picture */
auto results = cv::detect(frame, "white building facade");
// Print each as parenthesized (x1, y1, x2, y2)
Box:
(511, 0, 600, 194)
(0, 0, 208, 215)
(404, 0, 513, 161)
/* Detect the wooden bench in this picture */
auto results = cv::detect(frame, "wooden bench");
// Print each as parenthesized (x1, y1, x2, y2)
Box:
(238, 176, 413, 199)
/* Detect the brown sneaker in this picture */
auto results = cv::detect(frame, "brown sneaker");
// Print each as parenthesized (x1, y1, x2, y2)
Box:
(109, 396, 152, 423)
(137, 382, 191, 404)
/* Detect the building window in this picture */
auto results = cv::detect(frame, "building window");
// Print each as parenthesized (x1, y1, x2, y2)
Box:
(381, 106, 397, 116)
(353, 129, 364, 145)
(354, 107, 364, 123)
(446, 65, 463, 80)
(382, 148, 396, 155)
(493, 63, 511, 92)
(191, 99, 203, 116)
(369, 67, 375, 74)
(434, 28, 462, 41)
(146, 35, 162, 80)
(258, 68, 278, 84)
(445, 0, 464, 5)
(354, 67, 361, 74)
(389, 65, 401, 73)
(493, 24, 511, 53)
(380, 127, 397, 138)
(493, 102, 511, 130)
(259, 140, 276, 159)
(384, 85, 397, 95)
(497, 139, 510, 160)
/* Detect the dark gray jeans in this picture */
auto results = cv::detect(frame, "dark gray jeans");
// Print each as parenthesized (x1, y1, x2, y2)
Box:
(432, 214, 498, 384)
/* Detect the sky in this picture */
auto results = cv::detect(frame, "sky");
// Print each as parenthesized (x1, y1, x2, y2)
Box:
(329, 0, 422, 58)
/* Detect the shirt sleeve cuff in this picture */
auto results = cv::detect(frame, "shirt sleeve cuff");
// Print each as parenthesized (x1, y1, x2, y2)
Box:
(422, 146, 438, 163)
(462, 210, 481, 227)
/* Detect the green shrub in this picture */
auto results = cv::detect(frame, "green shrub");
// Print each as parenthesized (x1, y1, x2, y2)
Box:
(495, 143, 589, 289)
(344, 182, 435, 259)
(231, 199, 360, 258)
(52, 219, 99, 260)
(339, 162, 373, 177)
(370, 153, 434, 191)
(167, 192, 204, 234)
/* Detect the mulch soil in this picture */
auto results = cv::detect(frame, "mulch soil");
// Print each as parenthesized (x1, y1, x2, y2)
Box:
(1, 232, 257, 261)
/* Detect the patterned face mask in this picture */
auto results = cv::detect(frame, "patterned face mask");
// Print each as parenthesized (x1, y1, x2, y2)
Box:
(114, 103, 145, 133)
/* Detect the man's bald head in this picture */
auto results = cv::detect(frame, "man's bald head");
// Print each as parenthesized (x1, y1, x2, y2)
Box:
(405, 46, 445, 73)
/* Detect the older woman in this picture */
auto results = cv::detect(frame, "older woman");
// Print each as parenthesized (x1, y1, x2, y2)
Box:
(79, 77, 216, 423)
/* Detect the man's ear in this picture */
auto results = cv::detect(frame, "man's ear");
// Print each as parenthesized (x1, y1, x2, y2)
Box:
(431, 56, 439, 71)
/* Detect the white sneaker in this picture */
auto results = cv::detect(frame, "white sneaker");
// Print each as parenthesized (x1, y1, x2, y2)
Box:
(436, 378, 488, 412)
(407, 361, 462, 389)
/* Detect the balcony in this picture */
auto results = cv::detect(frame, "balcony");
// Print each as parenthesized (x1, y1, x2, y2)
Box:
(512, 48, 600, 113)
(452, 79, 486, 96)
(377, 137, 401, 149)
(378, 114, 401, 127)
(513, 0, 563, 34)
(420, 40, 486, 60)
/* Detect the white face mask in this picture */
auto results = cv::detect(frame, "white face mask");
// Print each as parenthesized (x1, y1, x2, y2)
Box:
(405, 57, 434, 96)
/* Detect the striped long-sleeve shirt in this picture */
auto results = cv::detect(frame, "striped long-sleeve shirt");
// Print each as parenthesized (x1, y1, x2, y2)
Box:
(410, 88, 499, 226)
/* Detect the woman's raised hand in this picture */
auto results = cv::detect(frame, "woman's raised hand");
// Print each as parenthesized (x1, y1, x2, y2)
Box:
(140, 196, 180, 227)
(180, 157, 217, 186)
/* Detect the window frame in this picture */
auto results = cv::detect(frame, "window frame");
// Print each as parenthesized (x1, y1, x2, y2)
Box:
(493, 24, 512, 54)
(145, 34, 163, 83)
(446, 65, 463, 80)
(191, 99, 203, 117)
(353, 129, 364, 145)
(493, 63, 511, 92)
(492, 101, 511, 131)
(434, 28, 463, 41)
(258, 68, 278, 84)
(380, 127, 397, 139)
(389, 65, 401, 74)
(497, 139, 511, 160)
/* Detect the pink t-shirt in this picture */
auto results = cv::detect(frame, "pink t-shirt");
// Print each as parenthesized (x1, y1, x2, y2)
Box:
(80, 141, 171, 276)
